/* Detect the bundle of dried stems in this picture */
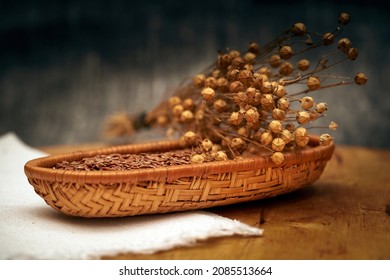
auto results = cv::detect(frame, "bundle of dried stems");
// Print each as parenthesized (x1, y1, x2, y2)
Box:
(101, 12, 367, 166)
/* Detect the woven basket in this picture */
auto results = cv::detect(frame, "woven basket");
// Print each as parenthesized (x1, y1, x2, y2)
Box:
(24, 136, 334, 218)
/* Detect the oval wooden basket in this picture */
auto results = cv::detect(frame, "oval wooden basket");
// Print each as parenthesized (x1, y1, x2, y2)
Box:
(24, 136, 334, 218)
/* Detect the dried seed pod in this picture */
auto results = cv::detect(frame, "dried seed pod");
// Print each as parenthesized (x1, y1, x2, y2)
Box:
(277, 97, 290, 111)
(319, 134, 333, 146)
(228, 111, 244, 126)
(337, 38, 352, 52)
(245, 87, 257, 100)
(280, 129, 292, 144)
(218, 54, 232, 69)
(257, 67, 272, 78)
(271, 81, 279, 89)
(246, 120, 261, 131)
(204, 76, 218, 89)
(156, 115, 168, 126)
(260, 81, 273, 94)
(272, 137, 286, 152)
(260, 131, 273, 145)
(248, 42, 260, 54)
(256, 73, 269, 83)
(295, 135, 310, 147)
(237, 127, 249, 137)
(347, 48, 358, 60)
(214, 151, 228, 161)
(315, 102, 328, 114)
(251, 74, 262, 89)
(296, 111, 311, 124)
(269, 54, 282, 68)
(245, 107, 260, 123)
(294, 127, 309, 147)
(229, 81, 244, 93)
(354, 72, 368, 85)
(231, 57, 245, 68)
(201, 138, 213, 152)
(252, 91, 262, 106)
(297, 59, 310, 71)
(192, 74, 206, 88)
(261, 94, 275, 110)
(213, 99, 228, 112)
(279, 62, 294, 76)
(195, 108, 204, 120)
(279, 45, 293, 60)
(243, 52, 256, 63)
(291, 22, 307, 35)
(233, 91, 247, 107)
(272, 108, 286, 121)
(300, 96, 314, 110)
(271, 152, 285, 164)
(307, 76, 321, 91)
(338, 12, 351, 25)
(181, 131, 198, 146)
(273, 84, 287, 98)
(183, 98, 195, 110)
(322, 32, 335, 45)
(227, 69, 240, 81)
(305, 37, 314, 46)
(231, 137, 246, 150)
(329, 121, 338, 131)
(201, 87, 215, 102)
(212, 144, 222, 152)
(269, 120, 283, 134)
(191, 154, 205, 164)
(228, 50, 240, 59)
(238, 69, 254, 87)
(216, 77, 229, 92)
(211, 69, 221, 79)
(294, 127, 307, 138)
(180, 110, 194, 123)
(243, 64, 254, 71)
(168, 96, 182, 108)
(172, 104, 184, 117)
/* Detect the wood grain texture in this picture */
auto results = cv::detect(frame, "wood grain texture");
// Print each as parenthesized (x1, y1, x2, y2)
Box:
(41, 144, 390, 259)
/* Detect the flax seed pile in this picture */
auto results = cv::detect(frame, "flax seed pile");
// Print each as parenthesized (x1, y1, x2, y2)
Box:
(54, 149, 215, 171)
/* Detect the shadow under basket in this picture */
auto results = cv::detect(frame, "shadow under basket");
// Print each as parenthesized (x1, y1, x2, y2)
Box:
(24, 136, 334, 218)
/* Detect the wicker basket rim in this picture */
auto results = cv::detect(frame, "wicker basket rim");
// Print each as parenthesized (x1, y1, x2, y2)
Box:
(24, 135, 334, 184)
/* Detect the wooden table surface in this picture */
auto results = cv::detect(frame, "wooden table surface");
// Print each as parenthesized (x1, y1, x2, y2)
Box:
(40, 144, 390, 260)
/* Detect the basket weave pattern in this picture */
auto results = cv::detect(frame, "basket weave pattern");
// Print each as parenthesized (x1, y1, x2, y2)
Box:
(25, 137, 334, 217)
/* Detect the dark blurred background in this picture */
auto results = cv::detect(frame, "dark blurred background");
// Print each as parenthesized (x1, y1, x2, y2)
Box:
(1, 0, 389, 148)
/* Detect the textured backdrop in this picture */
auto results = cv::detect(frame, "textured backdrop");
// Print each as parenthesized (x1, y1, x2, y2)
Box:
(0, 0, 389, 148)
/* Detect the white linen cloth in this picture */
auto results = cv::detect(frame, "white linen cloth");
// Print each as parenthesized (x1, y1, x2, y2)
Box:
(0, 132, 262, 259)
